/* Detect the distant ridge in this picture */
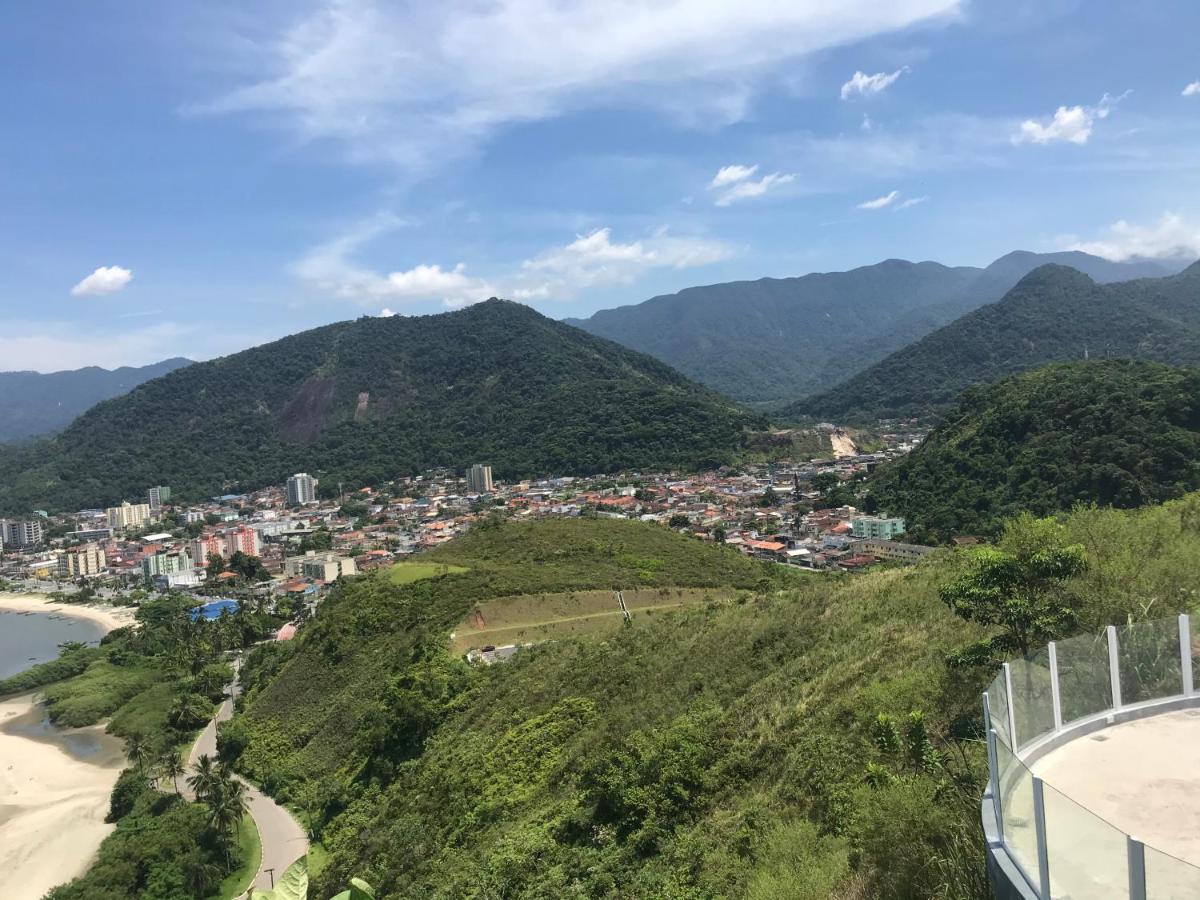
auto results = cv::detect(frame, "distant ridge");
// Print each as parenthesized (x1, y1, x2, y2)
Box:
(0, 300, 759, 512)
(788, 260, 1200, 422)
(565, 250, 1186, 403)
(0, 357, 192, 443)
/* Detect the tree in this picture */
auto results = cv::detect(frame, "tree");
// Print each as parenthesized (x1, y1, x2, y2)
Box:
(206, 553, 226, 581)
(667, 514, 690, 529)
(188, 753, 222, 805)
(939, 514, 1087, 667)
(157, 749, 187, 795)
(168, 692, 213, 731)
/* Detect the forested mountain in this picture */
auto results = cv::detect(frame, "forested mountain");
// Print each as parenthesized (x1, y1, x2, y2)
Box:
(0, 301, 758, 513)
(0, 357, 191, 442)
(566, 251, 1183, 403)
(791, 261, 1200, 422)
(868, 360, 1200, 540)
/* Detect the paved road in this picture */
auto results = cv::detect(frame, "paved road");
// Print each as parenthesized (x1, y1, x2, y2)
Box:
(189, 658, 309, 893)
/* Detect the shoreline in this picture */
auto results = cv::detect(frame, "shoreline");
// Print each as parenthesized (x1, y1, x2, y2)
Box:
(0, 692, 126, 900)
(0, 591, 135, 634)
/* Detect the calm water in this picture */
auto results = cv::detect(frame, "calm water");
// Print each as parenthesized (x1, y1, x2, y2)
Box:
(0, 608, 107, 680)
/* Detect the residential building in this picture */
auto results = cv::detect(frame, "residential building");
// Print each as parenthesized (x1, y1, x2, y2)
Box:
(850, 539, 936, 563)
(1, 519, 45, 549)
(284, 550, 358, 581)
(286, 472, 317, 506)
(466, 463, 494, 494)
(147, 485, 171, 512)
(107, 501, 153, 531)
(192, 534, 225, 568)
(59, 546, 107, 577)
(71, 526, 114, 542)
(224, 525, 261, 557)
(850, 516, 907, 540)
(141, 550, 191, 582)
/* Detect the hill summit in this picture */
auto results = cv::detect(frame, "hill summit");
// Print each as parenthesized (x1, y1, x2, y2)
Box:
(0, 300, 758, 512)
(790, 261, 1200, 422)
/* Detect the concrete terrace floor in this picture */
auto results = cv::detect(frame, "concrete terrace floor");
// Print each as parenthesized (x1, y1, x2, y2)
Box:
(1011, 708, 1200, 899)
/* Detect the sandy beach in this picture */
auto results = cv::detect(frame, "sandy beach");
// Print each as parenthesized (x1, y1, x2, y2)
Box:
(0, 593, 133, 899)
(0, 591, 136, 632)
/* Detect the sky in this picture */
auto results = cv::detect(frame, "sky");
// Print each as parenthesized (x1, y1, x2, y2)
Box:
(3, 0, 1200, 371)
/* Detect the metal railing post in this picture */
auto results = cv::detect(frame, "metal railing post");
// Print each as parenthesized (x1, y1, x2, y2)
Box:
(1032, 777, 1051, 899)
(987, 727, 1003, 840)
(1003, 662, 1019, 745)
(1181, 614, 1193, 698)
(1128, 836, 1147, 900)
(1107, 625, 1123, 711)
(1048, 641, 1063, 731)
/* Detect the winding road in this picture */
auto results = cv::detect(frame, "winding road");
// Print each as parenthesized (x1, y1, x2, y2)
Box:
(188, 658, 309, 893)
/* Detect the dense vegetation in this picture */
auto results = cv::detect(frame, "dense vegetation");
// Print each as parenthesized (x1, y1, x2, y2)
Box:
(0, 301, 758, 513)
(568, 251, 1179, 403)
(791, 261, 1200, 422)
(868, 360, 1200, 541)
(38, 595, 284, 899)
(0, 357, 190, 443)
(220, 502, 1200, 899)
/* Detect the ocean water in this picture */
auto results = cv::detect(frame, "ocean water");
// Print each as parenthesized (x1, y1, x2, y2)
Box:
(0, 608, 107, 680)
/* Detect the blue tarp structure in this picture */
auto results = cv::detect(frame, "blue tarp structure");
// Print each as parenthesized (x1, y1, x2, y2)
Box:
(190, 598, 240, 621)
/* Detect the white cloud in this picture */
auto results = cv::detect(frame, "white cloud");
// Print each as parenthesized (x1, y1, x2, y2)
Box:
(378, 307, 397, 317)
(895, 195, 928, 209)
(71, 265, 133, 297)
(298, 218, 733, 306)
(713, 172, 795, 206)
(194, 0, 961, 169)
(840, 67, 909, 100)
(860, 113, 874, 131)
(1063, 212, 1200, 261)
(1013, 91, 1128, 145)
(294, 214, 495, 308)
(521, 226, 733, 294)
(856, 189, 900, 209)
(709, 164, 758, 188)
(1184, 81, 1200, 97)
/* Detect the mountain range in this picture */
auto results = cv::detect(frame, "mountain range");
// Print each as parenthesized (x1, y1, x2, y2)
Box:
(0, 358, 191, 443)
(0, 300, 758, 513)
(566, 250, 1183, 404)
(791, 260, 1200, 422)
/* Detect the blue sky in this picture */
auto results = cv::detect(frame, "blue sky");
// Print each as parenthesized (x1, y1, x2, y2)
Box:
(3, 0, 1200, 370)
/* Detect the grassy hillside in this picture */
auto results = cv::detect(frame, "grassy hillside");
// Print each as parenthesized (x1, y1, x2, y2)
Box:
(567, 251, 1181, 404)
(791, 261, 1200, 423)
(0, 300, 759, 513)
(868, 360, 1200, 541)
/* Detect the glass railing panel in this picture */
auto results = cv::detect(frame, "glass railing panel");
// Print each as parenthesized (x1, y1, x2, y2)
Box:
(1055, 629, 1113, 725)
(1009, 651, 1056, 750)
(1118, 617, 1183, 705)
(1041, 781, 1128, 900)
(1189, 613, 1200, 695)
(1145, 844, 1200, 899)
(995, 739, 1042, 896)
(988, 672, 1012, 748)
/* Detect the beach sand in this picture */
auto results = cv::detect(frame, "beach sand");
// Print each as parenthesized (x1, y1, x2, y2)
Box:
(0, 694, 126, 900)
(0, 591, 136, 632)
(0, 594, 133, 899)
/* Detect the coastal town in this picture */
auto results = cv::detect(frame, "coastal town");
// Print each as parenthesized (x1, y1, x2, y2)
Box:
(0, 424, 934, 634)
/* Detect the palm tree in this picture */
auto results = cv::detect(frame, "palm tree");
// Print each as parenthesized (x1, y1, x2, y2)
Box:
(124, 734, 152, 773)
(187, 753, 222, 804)
(207, 776, 249, 869)
(168, 692, 212, 731)
(157, 749, 187, 795)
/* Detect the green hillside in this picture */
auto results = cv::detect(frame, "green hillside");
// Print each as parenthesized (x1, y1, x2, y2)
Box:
(222, 502, 1200, 899)
(790, 261, 1200, 422)
(868, 360, 1200, 541)
(0, 301, 759, 512)
(567, 252, 1180, 404)
(0, 357, 191, 443)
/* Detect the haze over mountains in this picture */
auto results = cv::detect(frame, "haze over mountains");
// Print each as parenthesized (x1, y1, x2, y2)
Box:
(0, 358, 191, 443)
(566, 250, 1185, 404)
(0, 300, 756, 513)
(793, 260, 1200, 422)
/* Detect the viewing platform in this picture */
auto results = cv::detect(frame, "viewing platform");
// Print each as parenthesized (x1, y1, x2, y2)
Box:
(984, 614, 1200, 899)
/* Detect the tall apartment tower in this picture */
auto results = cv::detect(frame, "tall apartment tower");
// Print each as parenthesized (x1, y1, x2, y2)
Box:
(466, 463, 494, 494)
(147, 485, 172, 512)
(1, 519, 45, 549)
(286, 473, 317, 505)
